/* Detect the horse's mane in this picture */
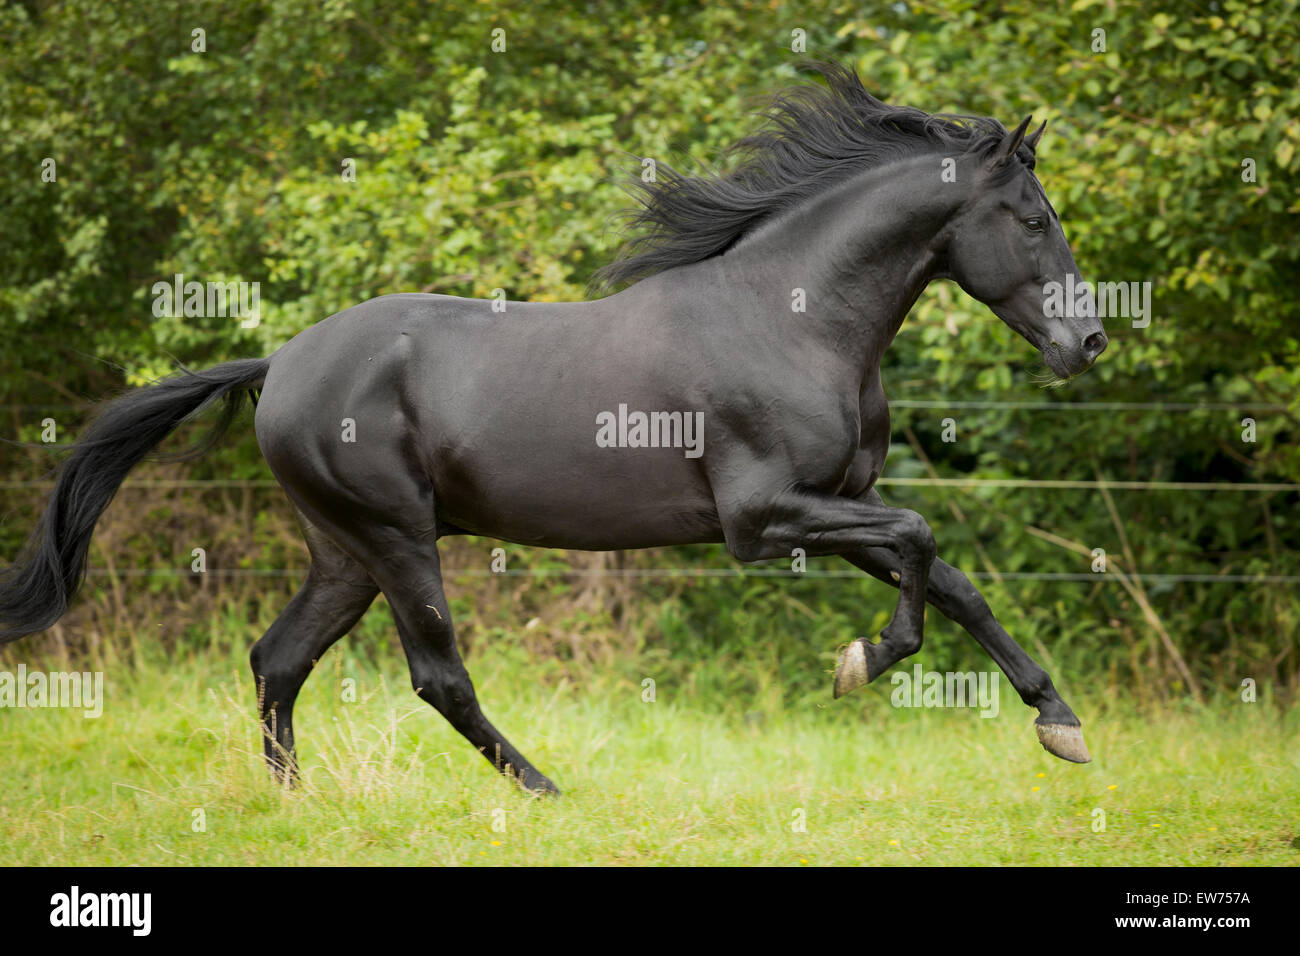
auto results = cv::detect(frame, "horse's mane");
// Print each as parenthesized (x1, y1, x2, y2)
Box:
(595, 61, 1034, 291)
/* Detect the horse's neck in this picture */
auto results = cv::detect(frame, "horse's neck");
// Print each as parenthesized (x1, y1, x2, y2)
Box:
(724, 153, 966, 367)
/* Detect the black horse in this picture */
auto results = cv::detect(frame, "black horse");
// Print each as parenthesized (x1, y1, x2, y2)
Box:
(1, 65, 1106, 793)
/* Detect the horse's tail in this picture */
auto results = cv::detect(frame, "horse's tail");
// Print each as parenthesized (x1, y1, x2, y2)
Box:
(0, 357, 270, 643)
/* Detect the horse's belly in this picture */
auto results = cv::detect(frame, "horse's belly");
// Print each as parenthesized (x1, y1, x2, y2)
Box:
(431, 454, 724, 549)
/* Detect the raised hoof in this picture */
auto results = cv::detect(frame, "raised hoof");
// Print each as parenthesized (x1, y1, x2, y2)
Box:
(833, 639, 870, 699)
(1035, 722, 1092, 763)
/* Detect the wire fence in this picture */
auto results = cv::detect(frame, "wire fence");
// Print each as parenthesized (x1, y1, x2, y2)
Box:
(5, 398, 1295, 585)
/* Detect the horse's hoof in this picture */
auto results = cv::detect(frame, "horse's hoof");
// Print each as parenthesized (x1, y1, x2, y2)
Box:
(520, 773, 561, 796)
(833, 639, 870, 699)
(1035, 722, 1092, 763)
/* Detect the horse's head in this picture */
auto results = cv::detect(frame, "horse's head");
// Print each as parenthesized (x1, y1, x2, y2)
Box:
(942, 117, 1107, 381)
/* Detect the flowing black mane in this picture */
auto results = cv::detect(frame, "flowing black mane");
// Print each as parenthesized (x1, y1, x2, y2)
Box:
(597, 61, 1035, 290)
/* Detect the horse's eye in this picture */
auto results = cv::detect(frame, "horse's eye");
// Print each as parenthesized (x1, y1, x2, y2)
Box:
(1024, 217, 1046, 232)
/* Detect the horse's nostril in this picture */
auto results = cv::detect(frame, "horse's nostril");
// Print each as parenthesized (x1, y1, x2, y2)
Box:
(1083, 331, 1108, 359)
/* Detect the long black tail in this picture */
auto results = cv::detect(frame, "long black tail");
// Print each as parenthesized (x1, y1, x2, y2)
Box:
(0, 357, 270, 642)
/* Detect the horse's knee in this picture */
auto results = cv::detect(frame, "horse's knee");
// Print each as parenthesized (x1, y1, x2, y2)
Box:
(896, 510, 936, 566)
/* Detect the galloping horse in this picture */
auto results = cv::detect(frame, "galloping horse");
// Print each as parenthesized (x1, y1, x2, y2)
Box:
(1, 64, 1106, 793)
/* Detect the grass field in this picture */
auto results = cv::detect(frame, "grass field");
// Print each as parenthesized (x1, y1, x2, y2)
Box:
(2, 636, 1297, 867)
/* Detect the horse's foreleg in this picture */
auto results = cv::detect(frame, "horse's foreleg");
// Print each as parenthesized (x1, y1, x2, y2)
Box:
(842, 540, 1091, 763)
(724, 486, 937, 688)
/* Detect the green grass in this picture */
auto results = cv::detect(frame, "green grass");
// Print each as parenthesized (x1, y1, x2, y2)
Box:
(2, 639, 1297, 866)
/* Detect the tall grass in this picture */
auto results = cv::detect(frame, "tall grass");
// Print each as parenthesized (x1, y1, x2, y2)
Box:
(2, 634, 1297, 866)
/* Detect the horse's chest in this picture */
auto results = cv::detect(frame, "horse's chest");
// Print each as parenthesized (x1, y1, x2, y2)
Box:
(785, 401, 883, 495)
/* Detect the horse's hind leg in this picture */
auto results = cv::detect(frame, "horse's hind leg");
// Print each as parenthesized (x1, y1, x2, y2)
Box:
(374, 540, 558, 794)
(250, 517, 378, 783)
(290, 502, 559, 794)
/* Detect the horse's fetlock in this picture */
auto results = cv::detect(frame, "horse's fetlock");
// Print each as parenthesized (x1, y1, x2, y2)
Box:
(882, 622, 923, 658)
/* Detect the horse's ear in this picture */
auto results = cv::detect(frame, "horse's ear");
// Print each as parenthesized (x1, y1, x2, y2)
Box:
(1025, 119, 1047, 154)
(992, 115, 1033, 166)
